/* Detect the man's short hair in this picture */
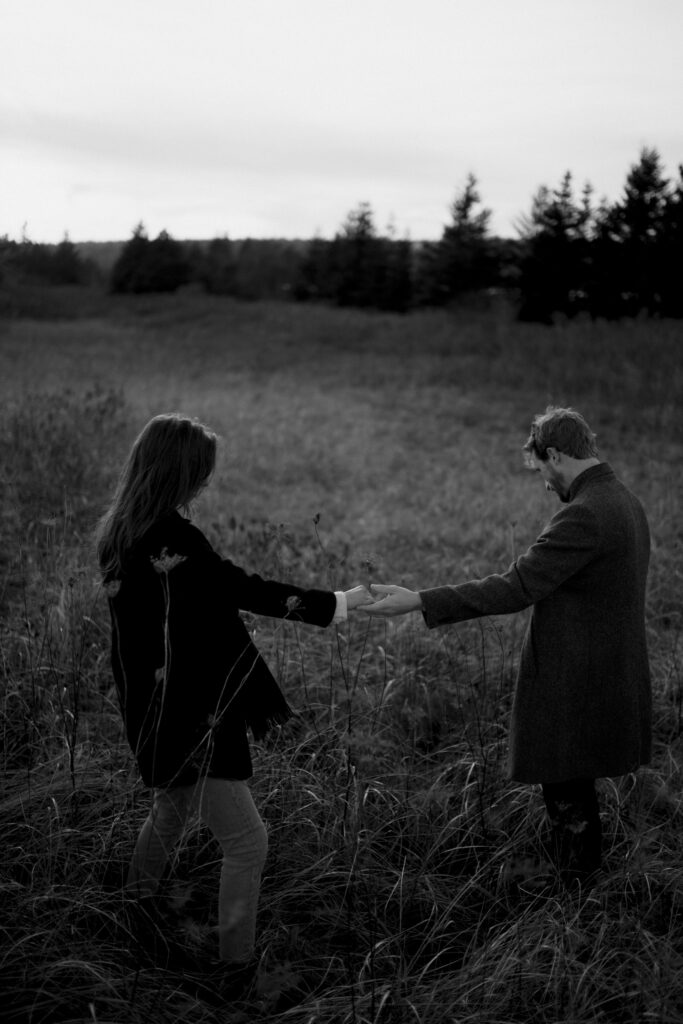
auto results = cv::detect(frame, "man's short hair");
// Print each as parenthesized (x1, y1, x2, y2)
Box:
(523, 406, 598, 462)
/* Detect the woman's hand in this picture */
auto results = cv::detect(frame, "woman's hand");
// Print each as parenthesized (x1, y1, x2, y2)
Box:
(344, 585, 375, 611)
(362, 584, 423, 616)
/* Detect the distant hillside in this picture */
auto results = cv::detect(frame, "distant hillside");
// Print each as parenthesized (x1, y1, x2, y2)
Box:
(75, 238, 312, 276)
(75, 241, 125, 275)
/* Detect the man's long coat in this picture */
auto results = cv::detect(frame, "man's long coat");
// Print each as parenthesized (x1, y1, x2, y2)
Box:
(419, 463, 652, 783)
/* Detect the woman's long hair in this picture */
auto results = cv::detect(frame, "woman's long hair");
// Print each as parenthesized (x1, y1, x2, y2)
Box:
(96, 414, 217, 577)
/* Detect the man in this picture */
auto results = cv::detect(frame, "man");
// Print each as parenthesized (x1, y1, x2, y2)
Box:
(365, 407, 652, 883)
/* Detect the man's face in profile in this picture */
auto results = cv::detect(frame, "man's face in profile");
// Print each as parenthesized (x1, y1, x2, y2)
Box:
(528, 452, 570, 503)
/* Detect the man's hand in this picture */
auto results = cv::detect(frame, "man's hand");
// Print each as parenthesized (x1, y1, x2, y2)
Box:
(344, 585, 375, 611)
(362, 584, 423, 616)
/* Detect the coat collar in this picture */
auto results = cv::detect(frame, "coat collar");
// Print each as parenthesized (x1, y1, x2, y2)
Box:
(568, 461, 614, 502)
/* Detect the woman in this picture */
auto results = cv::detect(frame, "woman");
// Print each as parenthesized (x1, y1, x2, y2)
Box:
(96, 413, 370, 979)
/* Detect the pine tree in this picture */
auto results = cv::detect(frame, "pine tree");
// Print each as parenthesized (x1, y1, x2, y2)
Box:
(332, 202, 384, 308)
(110, 224, 189, 293)
(110, 223, 151, 293)
(292, 236, 332, 302)
(147, 230, 190, 292)
(378, 235, 413, 312)
(610, 147, 671, 314)
(517, 172, 594, 322)
(660, 164, 683, 316)
(51, 234, 87, 284)
(617, 147, 670, 244)
(419, 174, 496, 305)
(194, 237, 236, 295)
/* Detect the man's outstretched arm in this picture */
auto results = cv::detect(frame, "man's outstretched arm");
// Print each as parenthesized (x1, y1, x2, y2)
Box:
(363, 501, 600, 625)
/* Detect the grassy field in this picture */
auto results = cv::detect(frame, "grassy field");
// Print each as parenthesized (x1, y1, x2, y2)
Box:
(1, 290, 682, 1023)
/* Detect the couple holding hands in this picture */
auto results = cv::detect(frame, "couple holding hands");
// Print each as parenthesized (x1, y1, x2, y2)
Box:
(98, 405, 651, 980)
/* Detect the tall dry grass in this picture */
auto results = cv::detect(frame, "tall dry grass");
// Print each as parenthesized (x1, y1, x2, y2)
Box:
(1, 293, 682, 1022)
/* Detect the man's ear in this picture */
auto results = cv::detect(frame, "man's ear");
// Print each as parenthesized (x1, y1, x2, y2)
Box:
(546, 446, 560, 463)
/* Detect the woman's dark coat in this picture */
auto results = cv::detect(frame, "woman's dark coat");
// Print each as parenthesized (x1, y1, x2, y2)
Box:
(419, 463, 652, 784)
(106, 512, 335, 788)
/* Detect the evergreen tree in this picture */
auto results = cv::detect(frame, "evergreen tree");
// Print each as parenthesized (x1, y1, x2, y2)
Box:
(333, 201, 383, 308)
(0, 231, 88, 287)
(589, 148, 672, 317)
(13, 238, 55, 281)
(293, 236, 335, 302)
(148, 230, 190, 292)
(420, 174, 497, 304)
(517, 172, 594, 322)
(378, 235, 414, 312)
(610, 147, 671, 315)
(589, 194, 629, 318)
(293, 211, 412, 311)
(617, 147, 670, 244)
(110, 223, 151, 292)
(110, 224, 189, 293)
(660, 164, 683, 316)
(51, 234, 86, 284)
(0, 234, 15, 288)
(195, 236, 237, 295)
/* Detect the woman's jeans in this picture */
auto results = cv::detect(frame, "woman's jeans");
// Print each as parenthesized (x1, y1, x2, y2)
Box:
(126, 777, 268, 963)
(542, 777, 602, 882)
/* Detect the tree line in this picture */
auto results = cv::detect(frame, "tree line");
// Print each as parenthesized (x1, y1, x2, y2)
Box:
(2, 148, 681, 321)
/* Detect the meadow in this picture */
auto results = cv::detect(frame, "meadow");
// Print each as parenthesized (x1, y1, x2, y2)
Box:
(1, 290, 682, 1023)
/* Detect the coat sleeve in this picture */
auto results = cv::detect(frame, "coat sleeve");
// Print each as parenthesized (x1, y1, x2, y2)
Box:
(420, 501, 601, 628)
(218, 558, 337, 626)
(168, 518, 337, 626)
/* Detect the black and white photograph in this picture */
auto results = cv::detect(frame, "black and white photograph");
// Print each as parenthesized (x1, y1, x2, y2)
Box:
(1, 1, 682, 1020)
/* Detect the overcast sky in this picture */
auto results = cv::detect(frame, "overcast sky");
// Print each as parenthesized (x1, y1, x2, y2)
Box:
(2, 0, 682, 243)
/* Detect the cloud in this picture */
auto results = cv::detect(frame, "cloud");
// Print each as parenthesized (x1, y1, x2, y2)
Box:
(1, 100, 474, 191)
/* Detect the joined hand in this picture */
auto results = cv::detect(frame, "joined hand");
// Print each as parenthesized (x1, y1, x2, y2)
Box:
(344, 585, 375, 611)
(362, 584, 423, 617)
